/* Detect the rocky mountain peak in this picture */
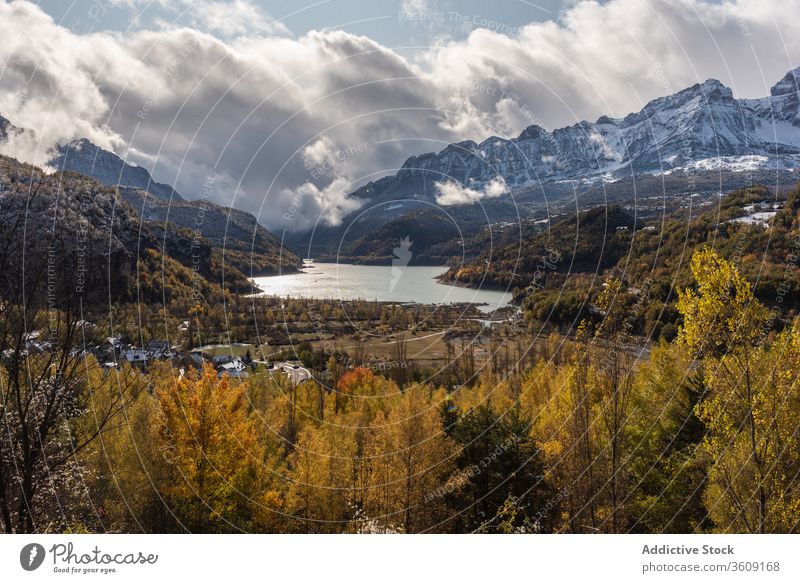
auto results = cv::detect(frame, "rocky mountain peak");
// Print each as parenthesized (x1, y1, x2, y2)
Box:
(695, 78, 733, 100)
(771, 67, 800, 96)
(0, 112, 33, 143)
(52, 138, 184, 202)
(518, 124, 547, 140)
(343, 67, 800, 219)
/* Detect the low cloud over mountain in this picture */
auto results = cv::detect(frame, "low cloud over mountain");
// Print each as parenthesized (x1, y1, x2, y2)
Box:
(0, 0, 799, 233)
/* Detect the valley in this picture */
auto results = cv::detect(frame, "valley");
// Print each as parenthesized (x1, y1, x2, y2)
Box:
(3, 51, 800, 537)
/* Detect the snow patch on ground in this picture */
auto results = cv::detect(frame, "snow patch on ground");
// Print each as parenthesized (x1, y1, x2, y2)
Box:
(732, 211, 777, 226)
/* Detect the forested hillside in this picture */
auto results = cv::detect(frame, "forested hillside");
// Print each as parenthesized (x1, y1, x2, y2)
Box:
(442, 185, 800, 340)
(3, 244, 800, 533)
(0, 154, 295, 307)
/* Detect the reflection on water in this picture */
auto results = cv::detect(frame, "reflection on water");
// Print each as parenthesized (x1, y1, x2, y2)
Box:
(251, 263, 511, 313)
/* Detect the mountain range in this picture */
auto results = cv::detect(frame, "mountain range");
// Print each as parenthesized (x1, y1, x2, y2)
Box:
(0, 150, 301, 308)
(51, 138, 302, 276)
(294, 67, 800, 259)
(0, 115, 301, 278)
(3, 68, 800, 268)
(52, 138, 184, 202)
(377, 67, 800, 194)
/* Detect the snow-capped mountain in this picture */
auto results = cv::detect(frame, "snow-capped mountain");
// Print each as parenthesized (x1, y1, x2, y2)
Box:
(287, 69, 800, 255)
(378, 68, 800, 196)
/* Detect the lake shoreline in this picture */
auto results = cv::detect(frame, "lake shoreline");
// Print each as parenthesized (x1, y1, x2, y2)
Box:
(249, 263, 512, 313)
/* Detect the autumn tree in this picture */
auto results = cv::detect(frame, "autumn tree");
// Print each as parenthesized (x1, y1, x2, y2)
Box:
(81, 363, 172, 532)
(286, 369, 395, 532)
(593, 277, 636, 532)
(626, 342, 710, 533)
(288, 418, 361, 532)
(678, 247, 800, 532)
(528, 344, 602, 533)
(366, 387, 456, 532)
(157, 364, 262, 532)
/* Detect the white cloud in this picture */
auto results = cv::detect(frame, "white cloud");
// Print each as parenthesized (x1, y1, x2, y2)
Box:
(589, 131, 619, 161)
(400, 0, 433, 14)
(302, 137, 336, 169)
(435, 177, 508, 206)
(186, 0, 289, 37)
(422, 0, 800, 130)
(115, 0, 289, 38)
(0, 0, 798, 232)
(281, 178, 365, 231)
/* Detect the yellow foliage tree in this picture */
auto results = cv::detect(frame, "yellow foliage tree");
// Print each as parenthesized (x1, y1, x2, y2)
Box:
(366, 387, 456, 533)
(678, 247, 768, 357)
(157, 364, 262, 531)
(679, 247, 800, 532)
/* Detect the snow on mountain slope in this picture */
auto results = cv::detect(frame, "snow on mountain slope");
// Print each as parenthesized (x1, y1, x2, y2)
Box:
(356, 68, 800, 207)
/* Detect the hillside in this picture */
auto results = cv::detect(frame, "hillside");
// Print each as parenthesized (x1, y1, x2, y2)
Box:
(442, 204, 636, 289)
(122, 188, 301, 276)
(0, 154, 268, 310)
(47, 136, 301, 276)
(0, 113, 302, 278)
(0, 156, 139, 307)
(441, 184, 800, 339)
(317, 208, 482, 265)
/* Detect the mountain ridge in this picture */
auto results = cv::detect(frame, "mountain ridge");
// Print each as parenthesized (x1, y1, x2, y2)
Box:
(292, 68, 800, 257)
(390, 68, 800, 193)
(52, 138, 184, 202)
(0, 120, 301, 276)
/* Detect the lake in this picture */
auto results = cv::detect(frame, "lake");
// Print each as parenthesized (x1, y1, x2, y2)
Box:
(251, 262, 512, 313)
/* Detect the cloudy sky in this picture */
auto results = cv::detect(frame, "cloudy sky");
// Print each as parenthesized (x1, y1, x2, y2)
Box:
(0, 0, 798, 232)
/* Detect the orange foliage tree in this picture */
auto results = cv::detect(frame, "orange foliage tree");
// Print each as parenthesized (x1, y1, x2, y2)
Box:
(157, 364, 262, 531)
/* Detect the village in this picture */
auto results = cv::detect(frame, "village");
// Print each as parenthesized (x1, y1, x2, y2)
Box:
(107, 336, 313, 383)
(6, 328, 312, 384)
